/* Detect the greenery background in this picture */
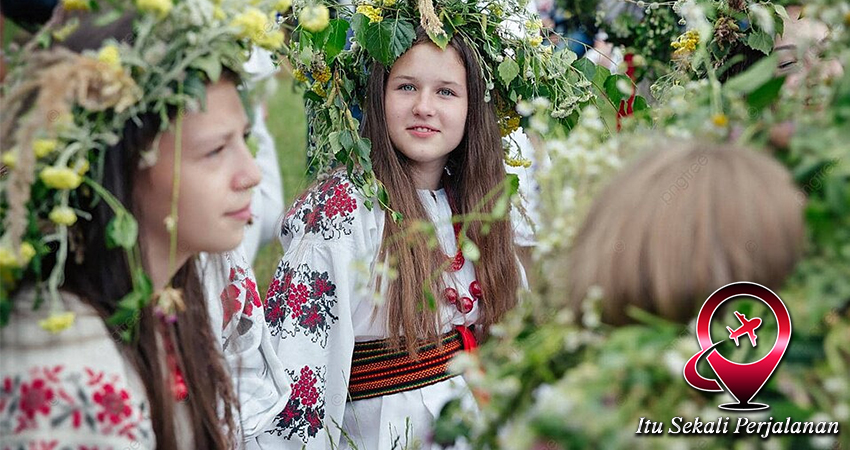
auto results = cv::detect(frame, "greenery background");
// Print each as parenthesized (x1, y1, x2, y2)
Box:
(254, 74, 308, 299)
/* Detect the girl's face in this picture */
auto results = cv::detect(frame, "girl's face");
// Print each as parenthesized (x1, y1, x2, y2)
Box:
(135, 79, 261, 258)
(385, 42, 468, 187)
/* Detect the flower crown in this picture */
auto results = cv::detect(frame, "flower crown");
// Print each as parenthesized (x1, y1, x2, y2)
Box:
(0, 0, 288, 334)
(280, 0, 597, 214)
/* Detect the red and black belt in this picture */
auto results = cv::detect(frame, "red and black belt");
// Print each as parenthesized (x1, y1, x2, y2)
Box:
(348, 325, 477, 401)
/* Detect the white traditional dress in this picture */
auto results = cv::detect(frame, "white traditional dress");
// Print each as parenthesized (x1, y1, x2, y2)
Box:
(250, 172, 491, 450)
(0, 249, 287, 448)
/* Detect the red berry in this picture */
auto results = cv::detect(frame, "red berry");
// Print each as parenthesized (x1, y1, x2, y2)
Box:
(443, 287, 459, 304)
(458, 297, 474, 314)
(469, 280, 482, 298)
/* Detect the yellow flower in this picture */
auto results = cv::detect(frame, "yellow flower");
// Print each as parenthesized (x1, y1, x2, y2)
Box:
(256, 30, 285, 50)
(505, 156, 532, 168)
(33, 139, 59, 158)
(40, 166, 83, 190)
(356, 5, 383, 24)
(0, 242, 35, 268)
(232, 8, 282, 49)
(312, 65, 331, 84)
(671, 29, 700, 57)
(97, 44, 122, 70)
(39, 312, 76, 334)
(1, 151, 16, 169)
(711, 113, 729, 127)
(74, 158, 90, 175)
(312, 82, 327, 97)
(0, 247, 17, 268)
(300, 4, 330, 33)
(62, 0, 90, 10)
(293, 68, 309, 83)
(19, 243, 35, 264)
(136, 0, 173, 18)
(49, 206, 78, 226)
(275, 0, 292, 12)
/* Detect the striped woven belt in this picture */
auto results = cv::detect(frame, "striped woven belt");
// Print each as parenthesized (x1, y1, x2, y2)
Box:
(348, 327, 473, 401)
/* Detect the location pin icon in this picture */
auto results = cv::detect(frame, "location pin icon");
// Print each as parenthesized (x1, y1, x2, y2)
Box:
(683, 282, 792, 411)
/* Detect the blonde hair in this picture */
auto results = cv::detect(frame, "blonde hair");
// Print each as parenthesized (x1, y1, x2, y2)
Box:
(567, 140, 805, 325)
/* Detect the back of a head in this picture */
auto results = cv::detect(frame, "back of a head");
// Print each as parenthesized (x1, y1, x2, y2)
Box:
(567, 140, 805, 325)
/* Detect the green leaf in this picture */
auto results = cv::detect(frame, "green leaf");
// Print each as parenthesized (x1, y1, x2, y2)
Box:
(427, 27, 451, 50)
(724, 54, 778, 93)
(746, 30, 774, 55)
(572, 58, 597, 81)
(353, 14, 416, 66)
(323, 19, 351, 62)
(506, 173, 520, 197)
(498, 58, 520, 87)
(94, 9, 123, 26)
(105, 211, 138, 250)
(460, 240, 480, 262)
(329, 131, 342, 152)
(340, 130, 354, 150)
(746, 76, 785, 111)
(492, 195, 509, 219)
(603, 74, 633, 106)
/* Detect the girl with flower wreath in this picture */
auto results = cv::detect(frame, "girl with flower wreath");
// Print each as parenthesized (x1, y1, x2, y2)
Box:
(0, 2, 290, 448)
(254, 25, 524, 450)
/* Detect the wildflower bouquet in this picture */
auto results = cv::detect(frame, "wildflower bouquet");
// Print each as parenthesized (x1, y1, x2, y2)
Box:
(0, 0, 286, 337)
(433, 1, 850, 447)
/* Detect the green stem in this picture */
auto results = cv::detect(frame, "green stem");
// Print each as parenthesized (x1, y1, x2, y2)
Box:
(168, 83, 184, 279)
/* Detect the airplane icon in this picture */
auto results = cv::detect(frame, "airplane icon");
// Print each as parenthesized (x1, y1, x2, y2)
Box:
(727, 311, 762, 347)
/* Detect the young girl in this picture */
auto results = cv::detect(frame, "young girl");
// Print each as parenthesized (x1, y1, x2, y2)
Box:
(1, 4, 286, 448)
(253, 28, 522, 449)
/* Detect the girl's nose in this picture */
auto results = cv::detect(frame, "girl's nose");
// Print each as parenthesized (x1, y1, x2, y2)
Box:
(234, 142, 262, 191)
(411, 93, 436, 117)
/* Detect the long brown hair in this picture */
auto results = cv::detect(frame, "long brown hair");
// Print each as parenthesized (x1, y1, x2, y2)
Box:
(567, 141, 805, 325)
(35, 11, 239, 449)
(361, 28, 521, 351)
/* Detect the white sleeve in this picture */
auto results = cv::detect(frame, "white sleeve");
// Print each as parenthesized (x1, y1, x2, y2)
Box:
(251, 173, 379, 450)
(203, 248, 291, 440)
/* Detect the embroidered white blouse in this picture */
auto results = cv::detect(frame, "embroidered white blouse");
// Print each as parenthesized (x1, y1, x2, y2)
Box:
(0, 249, 287, 449)
(251, 172, 492, 450)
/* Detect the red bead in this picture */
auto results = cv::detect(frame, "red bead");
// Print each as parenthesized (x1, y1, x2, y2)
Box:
(458, 296, 474, 314)
(443, 287, 459, 304)
(450, 252, 465, 271)
(469, 280, 482, 298)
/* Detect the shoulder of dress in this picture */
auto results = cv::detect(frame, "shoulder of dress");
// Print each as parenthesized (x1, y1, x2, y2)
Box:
(0, 290, 155, 448)
(279, 171, 384, 243)
(1, 289, 118, 350)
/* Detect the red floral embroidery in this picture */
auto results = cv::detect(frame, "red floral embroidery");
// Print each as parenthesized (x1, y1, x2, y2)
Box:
(220, 257, 263, 330)
(267, 365, 325, 442)
(242, 277, 262, 317)
(265, 262, 338, 347)
(19, 379, 53, 419)
(0, 366, 152, 447)
(282, 173, 358, 240)
(93, 384, 132, 425)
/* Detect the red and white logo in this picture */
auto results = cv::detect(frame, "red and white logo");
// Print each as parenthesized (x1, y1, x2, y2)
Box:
(683, 282, 792, 411)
